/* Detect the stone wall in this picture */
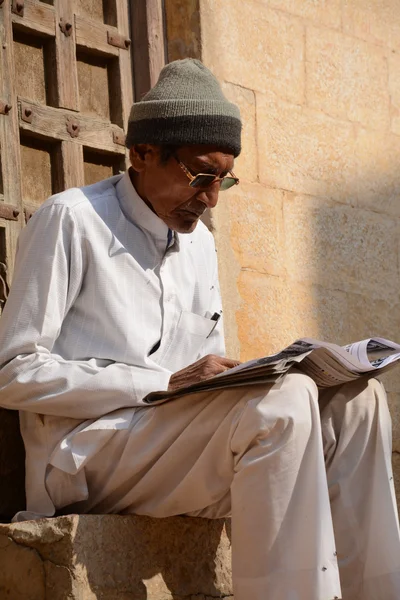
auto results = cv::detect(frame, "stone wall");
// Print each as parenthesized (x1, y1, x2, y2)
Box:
(165, 0, 400, 498)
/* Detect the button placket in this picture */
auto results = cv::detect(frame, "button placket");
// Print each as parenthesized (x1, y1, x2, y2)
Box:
(155, 251, 182, 366)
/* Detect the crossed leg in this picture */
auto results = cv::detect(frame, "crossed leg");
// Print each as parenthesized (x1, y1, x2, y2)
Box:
(46, 372, 400, 600)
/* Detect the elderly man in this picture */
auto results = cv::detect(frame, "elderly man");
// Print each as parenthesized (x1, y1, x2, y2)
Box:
(0, 59, 399, 600)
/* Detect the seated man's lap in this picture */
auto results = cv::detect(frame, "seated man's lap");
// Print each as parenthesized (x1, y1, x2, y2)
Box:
(47, 372, 320, 516)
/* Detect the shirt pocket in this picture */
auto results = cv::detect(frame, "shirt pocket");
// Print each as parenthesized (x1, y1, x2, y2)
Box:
(177, 310, 216, 337)
(158, 310, 216, 372)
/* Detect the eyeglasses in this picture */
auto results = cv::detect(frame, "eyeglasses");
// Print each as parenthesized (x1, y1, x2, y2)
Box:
(176, 159, 239, 191)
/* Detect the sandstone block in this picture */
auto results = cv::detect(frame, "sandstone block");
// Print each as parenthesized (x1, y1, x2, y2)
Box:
(220, 82, 257, 182)
(388, 53, 400, 136)
(256, 94, 357, 203)
(342, 0, 400, 51)
(306, 27, 389, 130)
(355, 127, 400, 217)
(201, 0, 305, 104)
(282, 194, 399, 303)
(261, 0, 341, 29)
(211, 199, 242, 360)
(0, 515, 232, 599)
(236, 271, 290, 360)
(380, 365, 400, 396)
(227, 182, 284, 277)
(345, 293, 400, 350)
(0, 534, 45, 600)
(236, 271, 351, 361)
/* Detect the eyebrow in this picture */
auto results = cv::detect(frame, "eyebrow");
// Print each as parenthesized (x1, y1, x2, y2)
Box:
(191, 161, 218, 174)
(190, 160, 230, 176)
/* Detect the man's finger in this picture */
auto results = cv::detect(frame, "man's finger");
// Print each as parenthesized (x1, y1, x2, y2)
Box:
(218, 358, 241, 368)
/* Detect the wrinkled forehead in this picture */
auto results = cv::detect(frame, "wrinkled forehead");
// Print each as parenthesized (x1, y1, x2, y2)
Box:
(177, 144, 235, 173)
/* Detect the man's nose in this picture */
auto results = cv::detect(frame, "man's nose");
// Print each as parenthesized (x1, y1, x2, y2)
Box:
(195, 187, 220, 209)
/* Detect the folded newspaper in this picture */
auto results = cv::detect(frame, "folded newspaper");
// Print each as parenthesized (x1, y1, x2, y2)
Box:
(144, 337, 400, 404)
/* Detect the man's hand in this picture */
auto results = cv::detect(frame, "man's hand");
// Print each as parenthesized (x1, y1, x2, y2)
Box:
(168, 354, 241, 392)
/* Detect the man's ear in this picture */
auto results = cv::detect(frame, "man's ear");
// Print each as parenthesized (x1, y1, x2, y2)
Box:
(129, 144, 159, 171)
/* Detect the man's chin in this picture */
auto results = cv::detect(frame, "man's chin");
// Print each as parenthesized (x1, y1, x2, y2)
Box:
(172, 218, 200, 234)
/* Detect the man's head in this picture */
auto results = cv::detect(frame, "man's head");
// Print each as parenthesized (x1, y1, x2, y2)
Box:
(126, 59, 242, 233)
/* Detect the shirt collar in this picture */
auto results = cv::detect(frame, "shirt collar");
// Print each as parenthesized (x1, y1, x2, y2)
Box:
(116, 170, 169, 241)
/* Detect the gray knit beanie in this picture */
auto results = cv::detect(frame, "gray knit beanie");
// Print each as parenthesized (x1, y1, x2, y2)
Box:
(126, 59, 242, 157)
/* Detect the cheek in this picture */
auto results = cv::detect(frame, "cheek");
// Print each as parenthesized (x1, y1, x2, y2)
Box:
(145, 170, 188, 214)
(157, 188, 194, 216)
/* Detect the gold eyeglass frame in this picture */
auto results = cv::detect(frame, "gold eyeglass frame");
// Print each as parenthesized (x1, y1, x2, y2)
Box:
(176, 159, 239, 191)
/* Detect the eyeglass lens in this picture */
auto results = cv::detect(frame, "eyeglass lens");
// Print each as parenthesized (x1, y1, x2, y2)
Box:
(220, 177, 237, 191)
(190, 174, 237, 191)
(189, 174, 217, 188)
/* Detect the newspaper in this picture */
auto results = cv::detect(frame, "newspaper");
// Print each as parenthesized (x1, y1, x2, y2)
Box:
(144, 337, 400, 404)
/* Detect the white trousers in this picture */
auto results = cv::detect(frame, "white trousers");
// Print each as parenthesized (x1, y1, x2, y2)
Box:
(47, 372, 400, 600)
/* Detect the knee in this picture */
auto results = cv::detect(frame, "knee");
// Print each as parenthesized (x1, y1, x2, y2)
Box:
(323, 377, 391, 436)
(344, 377, 388, 418)
(278, 372, 320, 441)
(366, 377, 388, 408)
(238, 372, 320, 447)
(277, 371, 319, 428)
(359, 377, 391, 427)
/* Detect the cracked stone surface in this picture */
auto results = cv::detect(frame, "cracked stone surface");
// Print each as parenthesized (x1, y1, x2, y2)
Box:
(0, 514, 233, 599)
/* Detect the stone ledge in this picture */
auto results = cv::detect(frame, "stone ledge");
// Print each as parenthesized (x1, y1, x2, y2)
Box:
(0, 514, 233, 599)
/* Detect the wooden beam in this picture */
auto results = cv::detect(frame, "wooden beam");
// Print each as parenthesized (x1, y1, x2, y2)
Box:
(0, 0, 23, 287)
(130, 0, 166, 100)
(11, 0, 55, 37)
(0, 1, 22, 208)
(55, 0, 79, 111)
(115, 0, 133, 162)
(59, 141, 85, 189)
(75, 15, 119, 57)
(18, 98, 126, 154)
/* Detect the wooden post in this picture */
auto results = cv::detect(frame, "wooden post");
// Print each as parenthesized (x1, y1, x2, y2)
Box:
(0, 0, 23, 285)
(55, 0, 80, 111)
(130, 0, 166, 100)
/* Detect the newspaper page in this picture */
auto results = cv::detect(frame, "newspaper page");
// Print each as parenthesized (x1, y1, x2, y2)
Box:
(144, 337, 400, 404)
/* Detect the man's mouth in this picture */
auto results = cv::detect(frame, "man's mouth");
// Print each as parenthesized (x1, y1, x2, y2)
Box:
(178, 208, 205, 218)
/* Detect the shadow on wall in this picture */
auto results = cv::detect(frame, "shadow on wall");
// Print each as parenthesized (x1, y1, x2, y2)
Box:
(268, 171, 400, 512)
(281, 189, 400, 349)
(230, 166, 400, 361)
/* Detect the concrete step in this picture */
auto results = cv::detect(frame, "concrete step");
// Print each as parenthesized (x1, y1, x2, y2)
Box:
(0, 514, 233, 599)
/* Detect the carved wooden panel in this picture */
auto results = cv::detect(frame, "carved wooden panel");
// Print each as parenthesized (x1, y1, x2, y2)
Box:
(0, 0, 167, 521)
(0, 0, 133, 292)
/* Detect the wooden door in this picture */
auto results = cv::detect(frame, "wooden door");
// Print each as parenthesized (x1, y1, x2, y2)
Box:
(0, 0, 134, 306)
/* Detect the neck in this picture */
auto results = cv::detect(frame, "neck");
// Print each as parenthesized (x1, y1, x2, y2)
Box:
(128, 167, 157, 215)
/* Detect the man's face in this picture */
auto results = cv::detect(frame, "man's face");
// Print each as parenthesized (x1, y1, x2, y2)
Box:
(129, 144, 235, 233)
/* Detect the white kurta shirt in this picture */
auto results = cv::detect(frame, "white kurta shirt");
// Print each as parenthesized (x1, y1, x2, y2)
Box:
(0, 171, 225, 518)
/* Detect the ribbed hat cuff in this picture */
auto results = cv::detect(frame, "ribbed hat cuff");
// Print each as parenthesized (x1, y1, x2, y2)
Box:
(126, 114, 242, 157)
(129, 99, 241, 121)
